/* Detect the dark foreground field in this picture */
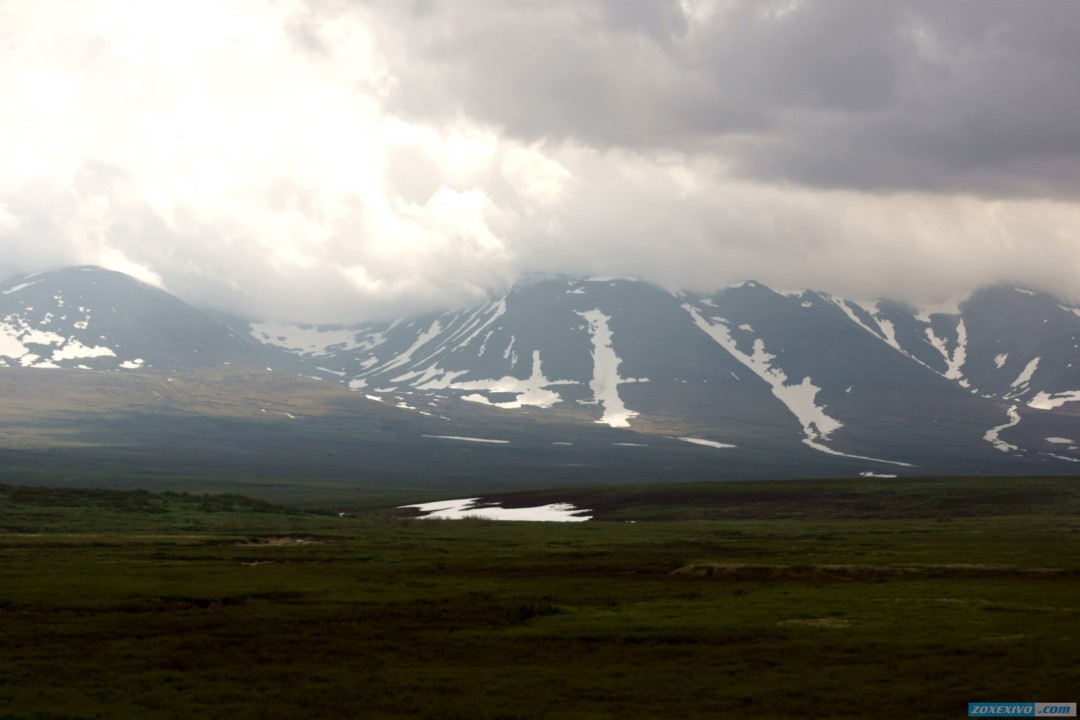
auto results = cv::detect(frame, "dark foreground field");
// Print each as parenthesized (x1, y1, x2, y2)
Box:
(1, 477, 1078, 719)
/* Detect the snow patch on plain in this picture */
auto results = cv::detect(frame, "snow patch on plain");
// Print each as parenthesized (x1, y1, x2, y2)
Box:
(994, 353, 1008, 369)
(678, 437, 736, 449)
(402, 498, 590, 522)
(422, 435, 509, 444)
(1046, 437, 1074, 444)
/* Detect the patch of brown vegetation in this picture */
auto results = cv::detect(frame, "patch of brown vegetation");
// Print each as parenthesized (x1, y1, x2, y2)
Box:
(240, 535, 329, 546)
(778, 617, 852, 628)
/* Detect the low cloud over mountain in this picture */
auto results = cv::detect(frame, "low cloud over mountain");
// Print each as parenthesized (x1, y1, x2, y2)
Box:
(1, 2, 1079, 322)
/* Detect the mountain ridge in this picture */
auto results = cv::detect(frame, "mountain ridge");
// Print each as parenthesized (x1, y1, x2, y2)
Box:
(3, 266, 1080, 483)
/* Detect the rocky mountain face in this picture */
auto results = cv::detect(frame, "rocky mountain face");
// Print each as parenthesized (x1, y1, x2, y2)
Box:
(252, 275, 1080, 473)
(3, 267, 1080, 480)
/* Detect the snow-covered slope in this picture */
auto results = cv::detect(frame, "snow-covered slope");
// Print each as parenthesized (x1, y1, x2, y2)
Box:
(248, 275, 1080, 472)
(4, 266, 1079, 476)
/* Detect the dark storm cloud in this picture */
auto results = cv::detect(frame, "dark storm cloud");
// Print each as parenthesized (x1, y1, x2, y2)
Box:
(375, 0, 1080, 198)
(2, 0, 1079, 322)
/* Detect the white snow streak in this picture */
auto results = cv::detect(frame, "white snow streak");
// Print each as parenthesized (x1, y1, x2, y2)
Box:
(685, 303, 912, 467)
(373, 320, 444, 375)
(678, 437, 736, 449)
(2, 280, 42, 295)
(924, 319, 968, 384)
(1009, 357, 1040, 389)
(984, 406, 1021, 453)
(421, 435, 510, 444)
(852, 302, 904, 354)
(577, 309, 637, 428)
(830, 297, 882, 341)
(449, 298, 507, 352)
(994, 353, 1008, 369)
(684, 304, 839, 441)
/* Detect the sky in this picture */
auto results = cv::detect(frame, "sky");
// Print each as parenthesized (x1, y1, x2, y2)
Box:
(1, 0, 1078, 322)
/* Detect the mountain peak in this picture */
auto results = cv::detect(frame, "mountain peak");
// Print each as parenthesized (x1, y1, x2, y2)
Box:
(0, 266, 263, 371)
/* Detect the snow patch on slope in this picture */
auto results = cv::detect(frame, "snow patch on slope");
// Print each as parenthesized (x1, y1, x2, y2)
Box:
(684, 303, 911, 467)
(1009, 357, 1039, 391)
(448, 298, 507, 352)
(250, 322, 383, 357)
(51, 341, 116, 361)
(851, 301, 904, 354)
(416, 351, 576, 409)
(367, 320, 443, 375)
(1028, 390, 1080, 410)
(924, 319, 968, 384)
(984, 406, 1021, 453)
(576, 309, 638, 428)
(684, 304, 839, 439)
(0, 316, 120, 367)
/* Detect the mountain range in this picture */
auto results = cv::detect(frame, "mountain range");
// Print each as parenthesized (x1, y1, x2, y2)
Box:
(2, 266, 1079, 495)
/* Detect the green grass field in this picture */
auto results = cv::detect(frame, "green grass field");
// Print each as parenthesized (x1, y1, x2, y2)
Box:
(1, 478, 1078, 719)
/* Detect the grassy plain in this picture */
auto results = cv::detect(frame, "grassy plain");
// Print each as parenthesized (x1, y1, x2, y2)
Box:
(1, 477, 1078, 719)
